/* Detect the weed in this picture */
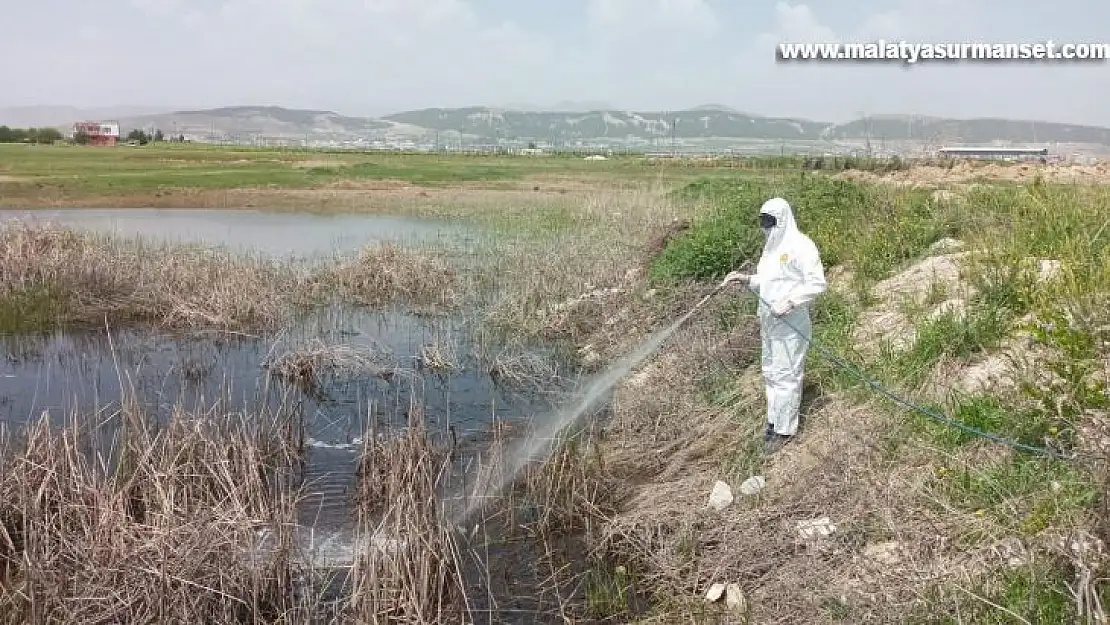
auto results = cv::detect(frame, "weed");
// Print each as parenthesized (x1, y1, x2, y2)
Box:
(584, 561, 635, 619)
(650, 175, 949, 284)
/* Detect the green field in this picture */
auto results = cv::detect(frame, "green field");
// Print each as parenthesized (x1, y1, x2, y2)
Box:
(0, 143, 760, 202)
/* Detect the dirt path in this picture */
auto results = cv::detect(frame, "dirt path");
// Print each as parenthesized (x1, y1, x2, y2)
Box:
(838, 161, 1110, 187)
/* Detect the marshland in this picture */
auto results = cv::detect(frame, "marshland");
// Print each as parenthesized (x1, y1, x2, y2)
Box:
(2, 143, 1110, 623)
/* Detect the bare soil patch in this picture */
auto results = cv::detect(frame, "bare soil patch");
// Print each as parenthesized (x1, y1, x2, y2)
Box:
(838, 162, 1110, 187)
(852, 248, 976, 354)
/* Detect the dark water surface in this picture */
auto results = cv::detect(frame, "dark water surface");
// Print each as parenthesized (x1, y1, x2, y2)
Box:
(0, 210, 569, 573)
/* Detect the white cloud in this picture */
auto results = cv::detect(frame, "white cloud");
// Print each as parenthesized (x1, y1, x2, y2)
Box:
(5, 0, 1110, 126)
(766, 2, 836, 42)
(587, 0, 717, 35)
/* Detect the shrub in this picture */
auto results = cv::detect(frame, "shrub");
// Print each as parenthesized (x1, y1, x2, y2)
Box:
(649, 174, 949, 283)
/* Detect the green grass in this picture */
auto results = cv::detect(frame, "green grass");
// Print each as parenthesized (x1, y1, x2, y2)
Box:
(0, 284, 67, 334)
(0, 143, 755, 200)
(653, 173, 1110, 621)
(649, 174, 951, 283)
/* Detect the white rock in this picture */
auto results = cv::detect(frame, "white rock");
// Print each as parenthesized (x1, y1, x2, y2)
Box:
(708, 481, 734, 511)
(796, 516, 837, 539)
(929, 237, 964, 253)
(739, 475, 766, 496)
(705, 582, 726, 602)
(930, 190, 956, 205)
(927, 298, 967, 321)
(726, 583, 746, 611)
(1037, 259, 1061, 282)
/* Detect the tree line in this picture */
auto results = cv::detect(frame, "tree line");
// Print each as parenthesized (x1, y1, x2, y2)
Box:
(0, 126, 64, 144)
(0, 126, 183, 145)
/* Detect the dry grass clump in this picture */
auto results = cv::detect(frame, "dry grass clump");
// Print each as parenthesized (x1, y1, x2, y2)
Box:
(417, 332, 460, 373)
(513, 431, 624, 541)
(0, 400, 310, 624)
(485, 347, 564, 392)
(0, 221, 300, 332)
(479, 188, 683, 343)
(263, 339, 396, 396)
(310, 242, 462, 313)
(349, 424, 468, 623)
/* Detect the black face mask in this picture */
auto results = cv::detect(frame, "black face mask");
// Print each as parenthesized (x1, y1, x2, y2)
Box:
(759, 213, 777, 229)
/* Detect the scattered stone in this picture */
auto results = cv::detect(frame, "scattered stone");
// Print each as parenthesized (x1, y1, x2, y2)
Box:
(707, 480, 734, 511)
(705, 582, 726, 603)
(927, 297, 967, 321)
(1036, 259, 1061, 282)
(930, 190, 956, 205)
(929, 237, 964, 253)
(726, 583, 746, 611)
(993, 537, 1029, 569)
(578, 344, 602, 368)
(739, 475, 766, 495)
(796, 516, 837, 539)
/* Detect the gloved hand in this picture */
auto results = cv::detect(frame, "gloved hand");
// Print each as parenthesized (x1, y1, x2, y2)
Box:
(771, 300, 795, 317)
(719, 271, 751, 288)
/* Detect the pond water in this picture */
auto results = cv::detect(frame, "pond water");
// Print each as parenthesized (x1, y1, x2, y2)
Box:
(0, 208, 480, 260)
(0, 209, 570, 566)
(0, 306, 565, 537)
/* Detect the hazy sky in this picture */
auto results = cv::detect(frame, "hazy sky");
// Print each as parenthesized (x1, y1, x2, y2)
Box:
(3, 0, 1109, 124)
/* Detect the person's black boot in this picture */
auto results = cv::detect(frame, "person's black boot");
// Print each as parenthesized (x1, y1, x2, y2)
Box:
(763, 433, 793, 455)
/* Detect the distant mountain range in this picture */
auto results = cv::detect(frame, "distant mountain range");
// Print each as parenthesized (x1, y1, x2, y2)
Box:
(3, 104, 1110, 149)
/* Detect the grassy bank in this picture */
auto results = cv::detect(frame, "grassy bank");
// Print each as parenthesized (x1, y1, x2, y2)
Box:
(556, 173, 1110, 623)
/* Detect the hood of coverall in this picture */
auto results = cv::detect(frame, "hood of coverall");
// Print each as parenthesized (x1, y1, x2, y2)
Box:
(759, 197, 797, 253)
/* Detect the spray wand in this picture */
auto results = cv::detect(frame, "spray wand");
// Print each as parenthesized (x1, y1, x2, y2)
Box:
(668, 260, 753, 334)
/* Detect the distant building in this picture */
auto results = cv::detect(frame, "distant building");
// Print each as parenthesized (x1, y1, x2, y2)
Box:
(72, 121, 120, 146)
(937, 146, 1048, 162)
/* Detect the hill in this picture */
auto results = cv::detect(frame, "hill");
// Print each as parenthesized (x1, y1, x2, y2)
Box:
(120, 105, 409, 141)
(7, 103, 1110, 150)
(381, 107, 829, 143)
(820, 114, 1110, 146)
(0, 105, 171, 128)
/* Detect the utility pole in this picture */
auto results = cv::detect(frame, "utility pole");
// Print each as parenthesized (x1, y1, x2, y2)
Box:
(671, 115, 677, 157)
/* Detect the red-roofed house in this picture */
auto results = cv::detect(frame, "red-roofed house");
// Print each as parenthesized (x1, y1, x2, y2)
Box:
(72, 121, 120, 146)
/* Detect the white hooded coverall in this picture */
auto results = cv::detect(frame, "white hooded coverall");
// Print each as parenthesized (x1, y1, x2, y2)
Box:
(748, 198, 827, 437)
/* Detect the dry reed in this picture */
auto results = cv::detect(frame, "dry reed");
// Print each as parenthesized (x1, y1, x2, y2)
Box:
(417, 332, 460, 373)
(477, 187, 685, 345)
(309, 242, 462, 313)
(348, 423, 468, 623)
(263, 339, 397, 396)
(0, 223, 467, 334)
(0, 221, 301, 332)
(0, 394, 312, 624)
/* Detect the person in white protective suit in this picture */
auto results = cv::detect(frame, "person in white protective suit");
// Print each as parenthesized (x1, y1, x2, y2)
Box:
(720, 197, 827, 454)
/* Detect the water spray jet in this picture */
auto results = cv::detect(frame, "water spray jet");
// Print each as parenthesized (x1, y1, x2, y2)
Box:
(455, 281, 730, 525)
